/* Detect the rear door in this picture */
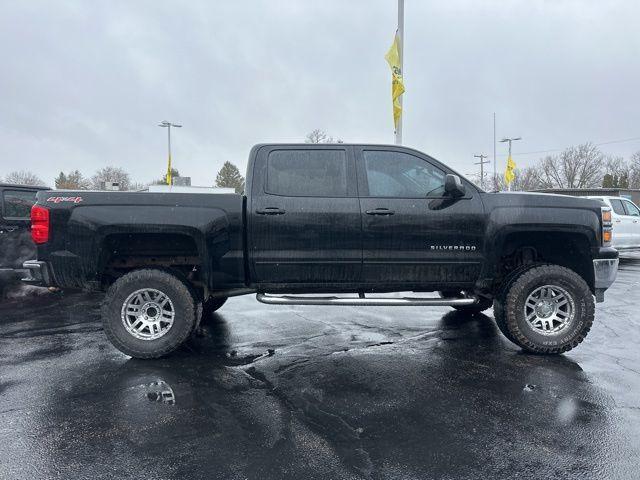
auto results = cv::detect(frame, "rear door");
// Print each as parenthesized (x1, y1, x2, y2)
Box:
(356, 147, 486, 289)
(609, 198, 631, 248)
(0, 187, 39, 269)
(621, 199, 640, 249)
(249, 145, 361, 286)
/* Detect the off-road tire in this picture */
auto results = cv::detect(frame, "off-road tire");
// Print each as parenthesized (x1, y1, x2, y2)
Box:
(439, 290, 493, 314)
(493, 264, 543, 343)
(200, 296, 228, 324)
(501, 264, 594, 354)
(102, 269, 197, 359)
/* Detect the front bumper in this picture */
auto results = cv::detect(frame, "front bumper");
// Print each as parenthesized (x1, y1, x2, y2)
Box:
(593, 258, 618, 302)
(21, 260, 55, 287)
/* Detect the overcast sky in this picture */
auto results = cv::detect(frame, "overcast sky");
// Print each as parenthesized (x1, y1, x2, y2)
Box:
(1, 0, 639, 186)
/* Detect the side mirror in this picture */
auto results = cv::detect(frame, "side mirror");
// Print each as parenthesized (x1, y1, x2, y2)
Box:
(444, 174, 466, 198)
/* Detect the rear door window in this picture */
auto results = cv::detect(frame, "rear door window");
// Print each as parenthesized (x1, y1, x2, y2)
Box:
(2, 190, 37, 219)
(266, 149, 348, 197)
(610, 199, 626, 216)
(622, 200, 640, 217)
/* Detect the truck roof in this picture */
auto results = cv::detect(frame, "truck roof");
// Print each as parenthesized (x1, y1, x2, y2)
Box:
(0, 183, 49, 190)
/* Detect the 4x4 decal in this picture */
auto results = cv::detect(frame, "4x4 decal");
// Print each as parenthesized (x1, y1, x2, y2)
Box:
(46, 196, 83, 204)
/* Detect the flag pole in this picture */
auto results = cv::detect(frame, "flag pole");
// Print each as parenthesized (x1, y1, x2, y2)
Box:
(395, 0, 404, 145)
(507, 140, 512, 192)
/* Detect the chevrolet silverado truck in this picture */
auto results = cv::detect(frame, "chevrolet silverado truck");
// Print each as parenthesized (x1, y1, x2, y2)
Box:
(23, 144, 618, 358)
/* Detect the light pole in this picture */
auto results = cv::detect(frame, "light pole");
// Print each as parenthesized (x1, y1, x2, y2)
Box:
(473, 154, 490, 189)
(499, 136, 522, 191)
(158, 120, 182, 185)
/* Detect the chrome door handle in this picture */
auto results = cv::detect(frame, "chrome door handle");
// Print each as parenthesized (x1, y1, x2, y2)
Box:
(366, 208, 395, 216)
(256, 207, 286, 215)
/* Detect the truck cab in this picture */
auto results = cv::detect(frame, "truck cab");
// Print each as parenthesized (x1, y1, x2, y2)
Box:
(247, 144, 484, 292)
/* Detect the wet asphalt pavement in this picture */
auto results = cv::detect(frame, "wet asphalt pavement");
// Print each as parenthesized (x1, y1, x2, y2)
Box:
(1, 259, 640, 480)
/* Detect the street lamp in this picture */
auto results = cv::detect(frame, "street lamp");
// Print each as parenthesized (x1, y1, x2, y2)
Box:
(499, 136, 522, 191)
(158, 121, 182, 185)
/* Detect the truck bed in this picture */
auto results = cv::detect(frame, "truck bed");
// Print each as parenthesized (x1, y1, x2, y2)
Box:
(35, 190, 246, 290)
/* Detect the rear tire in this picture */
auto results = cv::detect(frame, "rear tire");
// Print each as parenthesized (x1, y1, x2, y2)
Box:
(102, 269, 197, 359)
(500, 265, 594, 354)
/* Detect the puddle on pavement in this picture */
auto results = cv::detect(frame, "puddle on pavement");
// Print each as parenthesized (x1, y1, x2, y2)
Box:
(144, 380, 176, 405)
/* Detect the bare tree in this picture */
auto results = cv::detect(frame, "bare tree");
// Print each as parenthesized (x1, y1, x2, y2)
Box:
(91, 166, 131, 190)
(305, 129, 343, 144)
(152, 168, 180, 186)
(128, 182, 147, 192)
(535, 143, 604, 188)
(629, 151, 640, 189)
(3, 170, 46, 186)
(490, 166, 542, 192)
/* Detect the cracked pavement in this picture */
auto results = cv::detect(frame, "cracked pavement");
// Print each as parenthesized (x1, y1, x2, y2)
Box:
(1, 257, 640, 479)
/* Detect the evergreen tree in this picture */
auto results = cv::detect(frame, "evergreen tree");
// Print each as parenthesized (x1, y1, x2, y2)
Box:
(55, 170, 90, 189)
(620, 172, 629, 189)
(55, 172, 67, 189)
(215, 162, 245, 193)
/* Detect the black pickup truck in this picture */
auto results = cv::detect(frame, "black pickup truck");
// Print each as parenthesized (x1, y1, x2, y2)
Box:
(0, 183, 49, 294)
(23, 144, 618, 358)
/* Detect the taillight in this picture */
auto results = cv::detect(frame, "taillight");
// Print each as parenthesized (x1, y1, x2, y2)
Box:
(31, 205, 50, 244)
(601, 206, 612, 247)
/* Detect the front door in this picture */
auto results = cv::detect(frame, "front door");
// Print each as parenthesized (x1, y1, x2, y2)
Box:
(249, 145, 361, 286)
(356, 147, 486, 290)
(621, 199, 640, 249)
(0, 187, 39, 269)
(609, 198, 632, 248)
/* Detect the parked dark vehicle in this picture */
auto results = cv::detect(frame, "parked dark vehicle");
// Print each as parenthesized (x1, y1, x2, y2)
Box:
(0, 183, 48, 293)
(23, 144, 618, 358)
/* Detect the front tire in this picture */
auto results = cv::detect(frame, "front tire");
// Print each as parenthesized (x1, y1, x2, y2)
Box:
(501, 265, 594, 354)
(102, 269, 197, 359)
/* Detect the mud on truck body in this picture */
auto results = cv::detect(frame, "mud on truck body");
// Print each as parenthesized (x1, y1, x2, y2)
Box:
(23, 144, 618, 358)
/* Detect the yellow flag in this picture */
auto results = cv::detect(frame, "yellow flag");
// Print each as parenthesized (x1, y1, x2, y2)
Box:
(504, 154, 516, 185)
(166, 153, 172, 185)
(385, 33, 405, 131)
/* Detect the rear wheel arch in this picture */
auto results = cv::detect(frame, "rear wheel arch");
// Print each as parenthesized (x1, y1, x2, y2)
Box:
(97, 231, 205, 289)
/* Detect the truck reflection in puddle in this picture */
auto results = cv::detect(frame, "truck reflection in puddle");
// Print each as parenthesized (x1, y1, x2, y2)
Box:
(144, 380, 175, 405)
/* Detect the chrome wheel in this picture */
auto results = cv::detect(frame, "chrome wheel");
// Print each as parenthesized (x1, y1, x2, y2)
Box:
(121, 288, 175, 341)
(524, 285, 575, 335)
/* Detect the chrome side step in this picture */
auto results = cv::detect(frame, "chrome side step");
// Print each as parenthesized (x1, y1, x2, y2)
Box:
(256, 293, 477, 307)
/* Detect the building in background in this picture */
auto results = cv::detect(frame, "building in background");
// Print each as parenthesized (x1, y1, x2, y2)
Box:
(146, 184, 235, 194)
